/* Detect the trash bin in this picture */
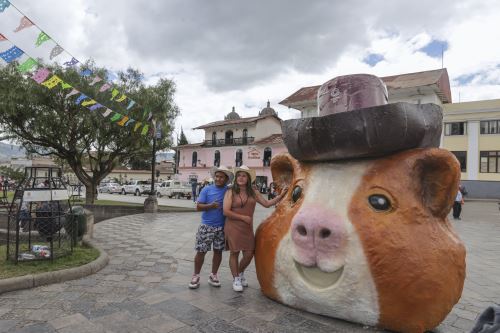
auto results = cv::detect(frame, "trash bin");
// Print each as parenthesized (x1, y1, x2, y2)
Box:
(64, 206, 87, 244)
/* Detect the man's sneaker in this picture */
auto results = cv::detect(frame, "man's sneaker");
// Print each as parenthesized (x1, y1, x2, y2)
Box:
(188, 275, 200, 289)
(239, 272, 248, 287)
(232, 277, 243, 292)
(208, 273, 221, 287)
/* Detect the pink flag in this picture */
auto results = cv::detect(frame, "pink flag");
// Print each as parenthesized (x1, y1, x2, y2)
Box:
(99, 83, 111, 92)
(14, 16, 34, 33)
(31, 68, 50, 84)
(0, 33, 6, 41)
(65, 88, 79, 99)
(90, 76, 102, 86)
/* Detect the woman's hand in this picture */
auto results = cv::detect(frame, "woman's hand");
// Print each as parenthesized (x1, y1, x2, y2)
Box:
(241, 215, 252, 225)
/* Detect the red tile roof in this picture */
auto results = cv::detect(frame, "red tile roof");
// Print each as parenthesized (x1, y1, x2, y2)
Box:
(279, 68, 452, 108)
(253, 134, 283, 145)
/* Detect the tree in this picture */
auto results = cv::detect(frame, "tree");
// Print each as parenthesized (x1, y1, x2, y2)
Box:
(0, 62, 179, 203)
(178, 127, 189, 145)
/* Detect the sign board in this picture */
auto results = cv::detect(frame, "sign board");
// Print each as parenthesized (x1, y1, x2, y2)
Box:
(247, 147, 261, 159)
(23, 189, 69, 202)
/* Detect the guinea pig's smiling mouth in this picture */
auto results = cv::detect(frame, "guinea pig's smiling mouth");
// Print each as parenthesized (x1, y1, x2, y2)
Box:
(294, 261, 344, 289)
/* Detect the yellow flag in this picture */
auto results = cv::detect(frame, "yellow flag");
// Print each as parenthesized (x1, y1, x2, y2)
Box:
(81, 99, 97, 107)
(41, 75, 62, 89)
(134, 122, 142, 132)
(117, 116, 129, 126)
(116, 94, 127, 102)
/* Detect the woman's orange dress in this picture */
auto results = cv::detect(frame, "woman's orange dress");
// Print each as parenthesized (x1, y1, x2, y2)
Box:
(224, 191, 257, 252)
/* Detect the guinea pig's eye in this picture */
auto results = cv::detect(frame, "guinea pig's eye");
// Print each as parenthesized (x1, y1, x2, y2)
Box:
(368, 194, 391, 211)
(291, 186, 302, 203)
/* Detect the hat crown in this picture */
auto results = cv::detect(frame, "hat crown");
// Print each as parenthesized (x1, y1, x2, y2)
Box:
(317, 74, 388, 116)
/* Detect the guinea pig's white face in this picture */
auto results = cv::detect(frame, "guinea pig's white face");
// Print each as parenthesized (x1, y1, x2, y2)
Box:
(273, 161, 380, 326)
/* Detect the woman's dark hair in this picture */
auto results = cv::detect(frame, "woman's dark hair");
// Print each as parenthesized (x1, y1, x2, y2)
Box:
(232, 171, 256, 198)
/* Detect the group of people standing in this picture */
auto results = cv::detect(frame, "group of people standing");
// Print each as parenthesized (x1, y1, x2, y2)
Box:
(189, 165, 287, 292)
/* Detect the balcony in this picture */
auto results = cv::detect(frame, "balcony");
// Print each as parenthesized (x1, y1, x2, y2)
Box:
(203, 137, 255, 147)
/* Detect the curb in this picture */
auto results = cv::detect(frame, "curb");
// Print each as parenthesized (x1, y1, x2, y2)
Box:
(0, 239, 108, 295)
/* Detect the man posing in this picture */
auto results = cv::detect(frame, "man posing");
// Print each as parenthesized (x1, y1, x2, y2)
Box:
(189, 166, 233, 289)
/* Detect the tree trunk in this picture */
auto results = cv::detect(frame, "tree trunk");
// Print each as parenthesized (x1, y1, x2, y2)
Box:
(85, 183, 96, 205)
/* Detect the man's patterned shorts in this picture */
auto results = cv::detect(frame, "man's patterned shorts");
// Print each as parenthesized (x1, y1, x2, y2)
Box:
(194, 224, 225, 252)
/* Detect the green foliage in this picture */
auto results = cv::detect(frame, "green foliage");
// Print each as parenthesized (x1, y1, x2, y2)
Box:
(0, 61, 179, 203)
(179, 127, 189, 145)
(0, 166, 24, 183)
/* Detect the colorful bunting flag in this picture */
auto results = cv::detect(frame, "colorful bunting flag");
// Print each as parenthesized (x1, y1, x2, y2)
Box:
(134, 122, 142, 132)
(60, 81, 72, 89)
(35, 32, 51, 46)
(65, 88, 79, 99)
(81, 99, 97, 107)
(41, 75, 62, 89)
(75, 93, 88, 105)
(31, 67, 50, 84)
(115, 94, 127, 102)
(80, 69, 92, 77)
(0, 0, 11, 13)
(0, 46, 24, 63)
(125, 119, 135, 126)
(13, 16, 34, 32)
(0, 33, 7, 41)
(99, 83, 111, 92)
(89, 103, 104, 111)
(117, 116, 129, 126)
(49, 45, 64, 60)
(102, 109, 112, 117)
(110, 88, 119, 100)
(17, 57, 38, 73)
(89, 76, 102, 86)
(126, 100, 136, 110)
(110, 113, 122, 122)
(107, 71, 117, 81)
(141, 125, 149, 136)
(63, 57, 78, 67)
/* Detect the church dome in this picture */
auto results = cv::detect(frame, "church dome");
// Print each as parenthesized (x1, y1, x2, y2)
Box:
(225, 106, 241, 120)
(259, 101, 277, 116)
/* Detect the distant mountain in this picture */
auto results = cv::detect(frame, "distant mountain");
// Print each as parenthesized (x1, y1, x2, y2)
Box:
(0, 142, 26, 160)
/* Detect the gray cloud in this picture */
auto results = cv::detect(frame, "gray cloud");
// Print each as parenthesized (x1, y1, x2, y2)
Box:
(11, 0, 480, 92)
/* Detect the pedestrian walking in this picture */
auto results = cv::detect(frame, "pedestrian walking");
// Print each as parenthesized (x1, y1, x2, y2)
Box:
(452, 187, 464, 220)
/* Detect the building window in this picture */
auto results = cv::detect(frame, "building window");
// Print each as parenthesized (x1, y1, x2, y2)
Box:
(242, 129, 248, 144)
(451, 151, 467, 172)
(480, 120, 500, 134)
(235, 149, 243, 167)
(480, 151, 500, 173)
(444, 122, 466, 136)
(214, 150, 220, 167)
(225, 130, 234, 145)
(192, 151, 197, 167)
(263, 147, 272, 166)
(212, 132, 217, 145)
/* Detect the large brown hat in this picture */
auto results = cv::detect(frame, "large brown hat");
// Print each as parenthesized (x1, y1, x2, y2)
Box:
(282, 74, 442, 162)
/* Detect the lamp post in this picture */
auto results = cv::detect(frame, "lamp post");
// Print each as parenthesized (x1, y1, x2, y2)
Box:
(144, 122, 161, 212)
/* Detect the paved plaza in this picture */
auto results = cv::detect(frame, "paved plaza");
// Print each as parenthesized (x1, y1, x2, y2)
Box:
(0, 200, 498, 332)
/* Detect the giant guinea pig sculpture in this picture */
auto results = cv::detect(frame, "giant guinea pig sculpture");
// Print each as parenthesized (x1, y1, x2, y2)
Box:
(254, 74, 466, 333)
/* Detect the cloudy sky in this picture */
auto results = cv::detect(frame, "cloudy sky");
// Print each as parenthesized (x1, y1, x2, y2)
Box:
(1, 0, 499, 143)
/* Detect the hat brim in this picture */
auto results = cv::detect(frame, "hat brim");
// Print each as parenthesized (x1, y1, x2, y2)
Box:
(282, 102, 442, 162)
(210, 168, 234, 184)
(233, 168, 256, 183)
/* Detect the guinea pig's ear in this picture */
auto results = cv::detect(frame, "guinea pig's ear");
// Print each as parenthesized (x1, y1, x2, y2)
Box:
(411, 148, 461, 218)
(270, 153, 302, 191)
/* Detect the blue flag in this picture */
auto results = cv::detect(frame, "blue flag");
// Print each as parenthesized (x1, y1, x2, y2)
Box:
(0, 46, 23, 63)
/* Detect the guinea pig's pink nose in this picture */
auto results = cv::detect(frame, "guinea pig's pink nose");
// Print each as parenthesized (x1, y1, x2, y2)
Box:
(291, 207, 346, 269)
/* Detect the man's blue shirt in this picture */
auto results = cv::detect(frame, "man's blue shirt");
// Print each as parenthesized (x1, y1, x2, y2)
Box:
(198, 184, 227, 227)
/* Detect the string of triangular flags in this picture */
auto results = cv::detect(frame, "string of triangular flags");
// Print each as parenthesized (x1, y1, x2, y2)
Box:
(0, 0, 154, 124)
(0, 36, 151, 136)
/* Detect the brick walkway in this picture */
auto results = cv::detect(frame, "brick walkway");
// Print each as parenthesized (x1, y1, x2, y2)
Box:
(0, 201, 498, 332)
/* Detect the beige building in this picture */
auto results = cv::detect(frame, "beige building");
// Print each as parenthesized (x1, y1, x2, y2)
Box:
(442, 99, 500, 198)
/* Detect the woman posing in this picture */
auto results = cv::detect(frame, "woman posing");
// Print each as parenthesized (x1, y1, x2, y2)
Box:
(223, 165, 287, 292)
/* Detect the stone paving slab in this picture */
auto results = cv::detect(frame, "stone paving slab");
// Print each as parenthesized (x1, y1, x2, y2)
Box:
(0, 201, 498, 332)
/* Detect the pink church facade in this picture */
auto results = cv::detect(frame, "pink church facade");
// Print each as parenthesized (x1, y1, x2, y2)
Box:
(175, 103, 287, 189)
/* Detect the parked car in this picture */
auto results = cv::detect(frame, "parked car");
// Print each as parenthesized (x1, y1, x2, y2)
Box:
(98, 182, 121, 194)
(157, 180, 192, 199)
(121, 180, 150, 196)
